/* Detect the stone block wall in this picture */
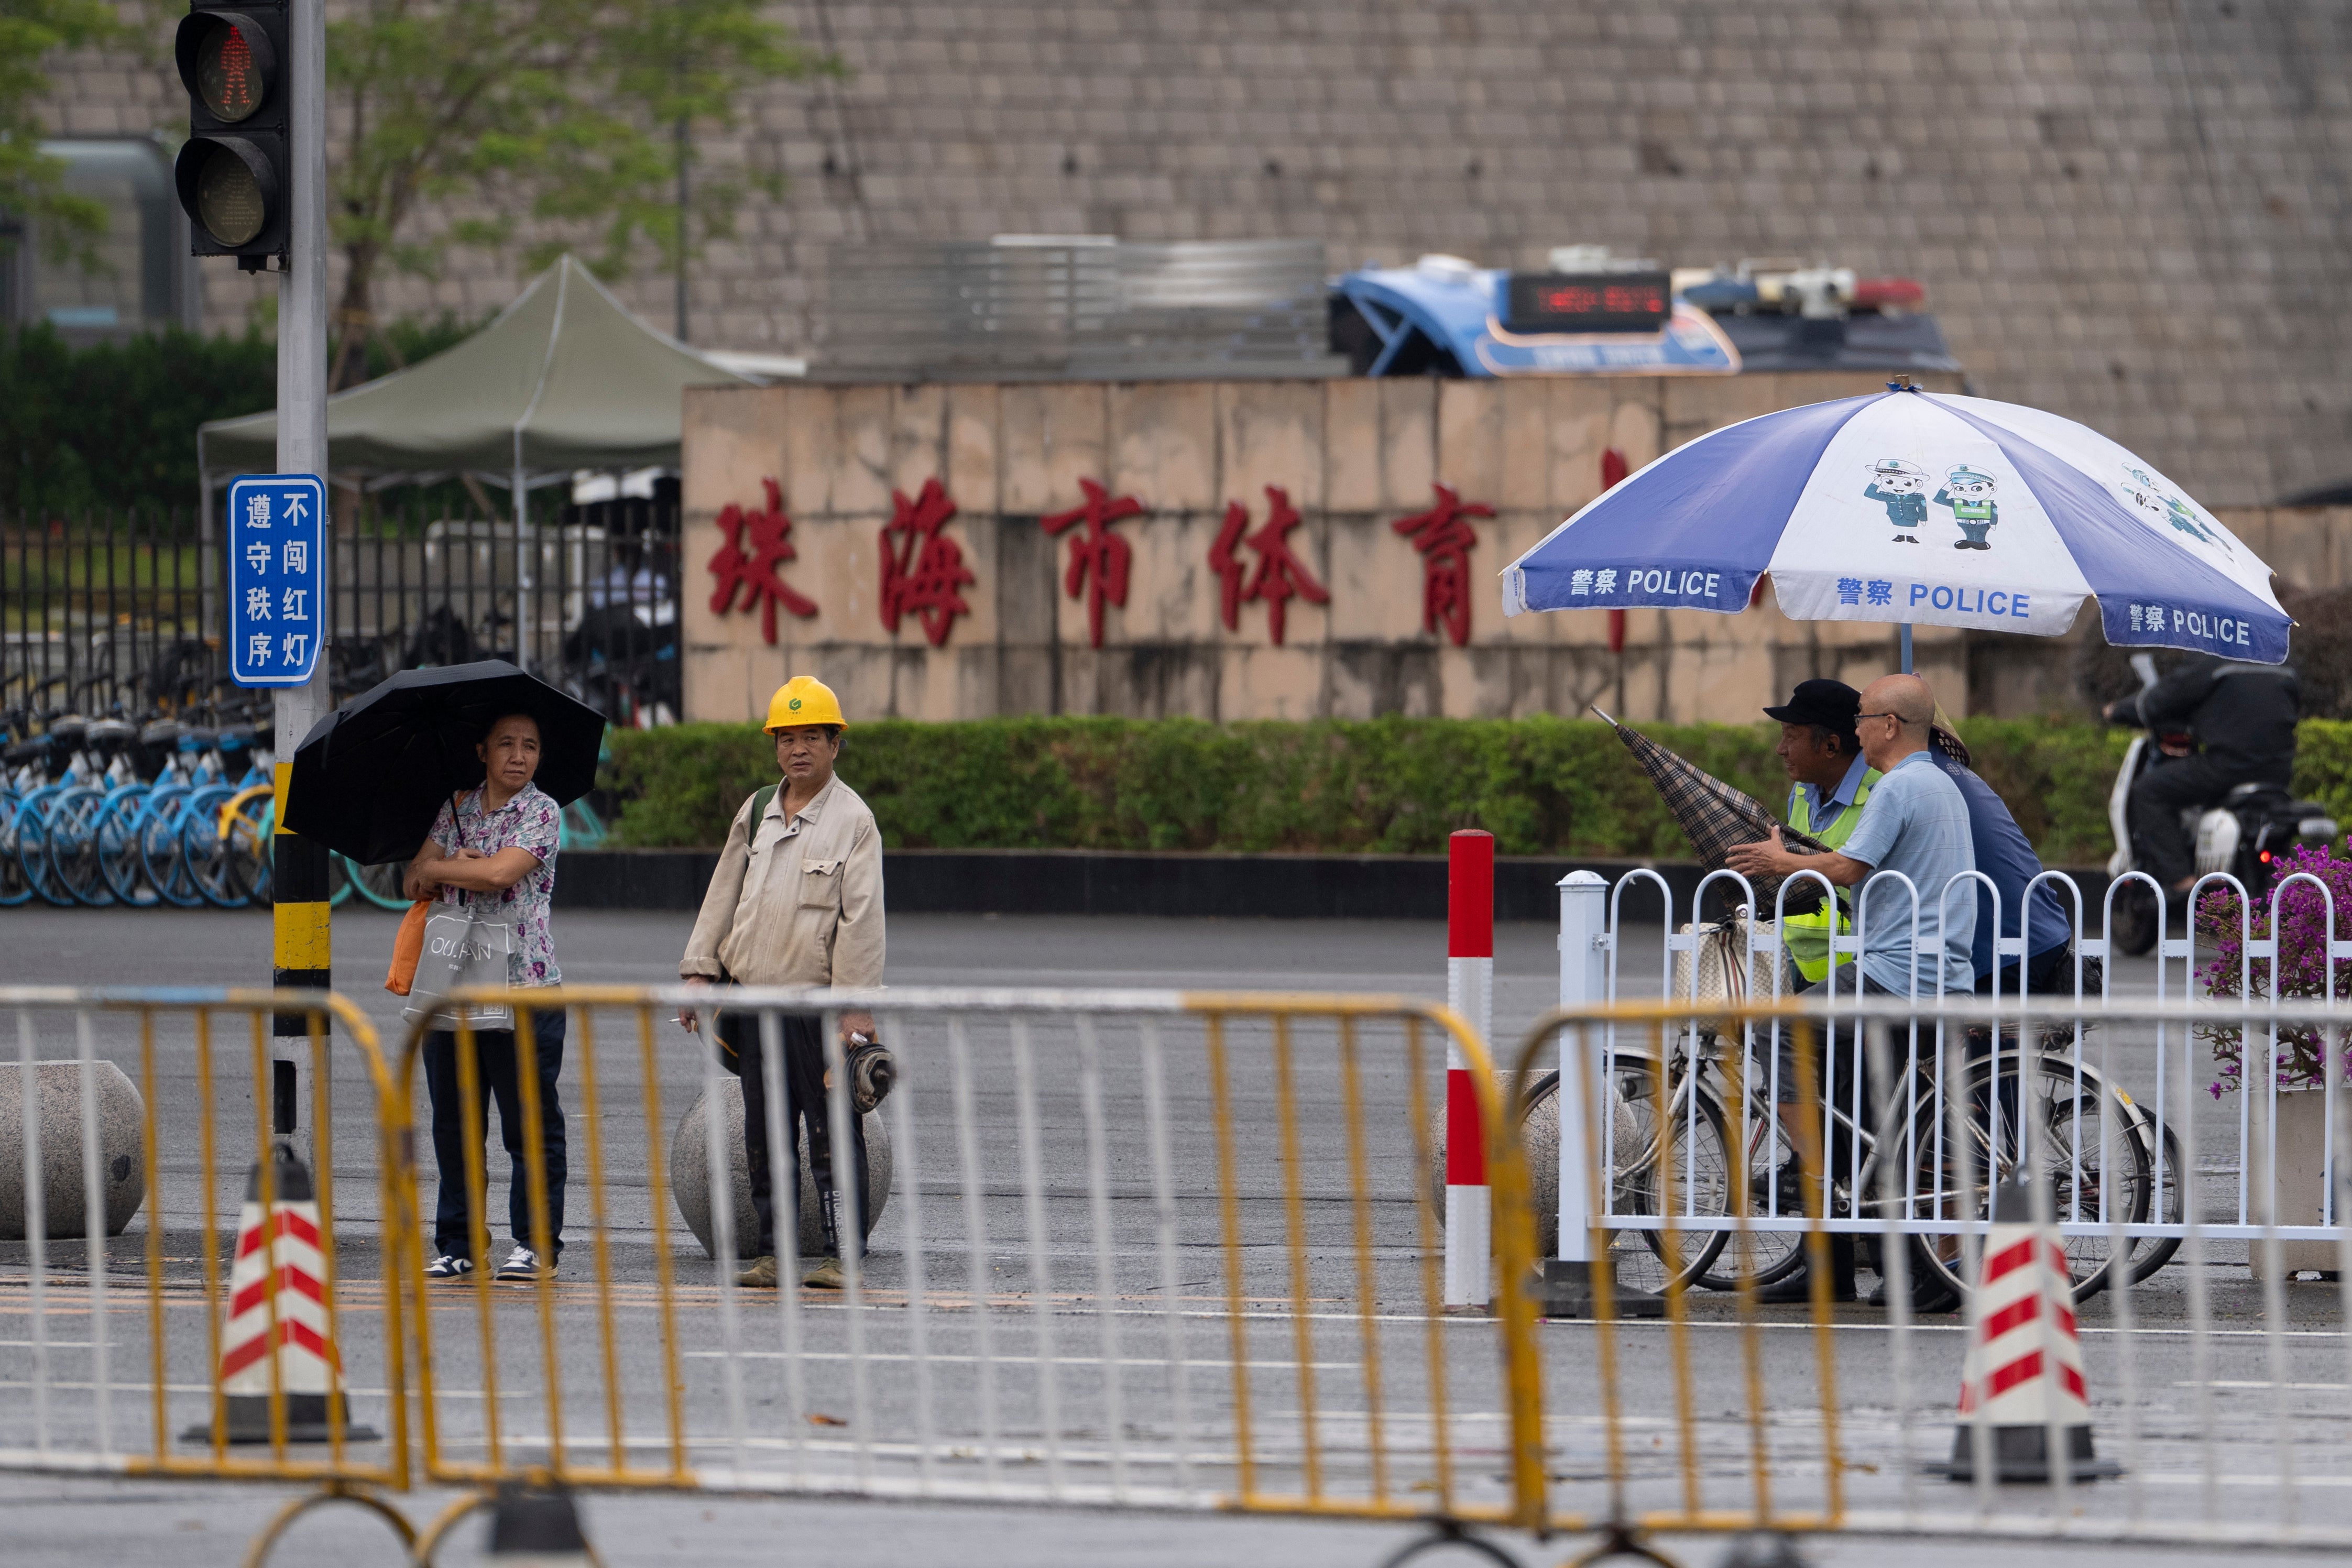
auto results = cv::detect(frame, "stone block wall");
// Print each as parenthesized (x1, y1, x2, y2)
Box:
(41, 1, 2352, 509)
(682, 370, 1976, 723)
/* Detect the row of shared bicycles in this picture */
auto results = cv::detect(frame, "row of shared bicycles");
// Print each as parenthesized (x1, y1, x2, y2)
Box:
(2, 678, 606, 911)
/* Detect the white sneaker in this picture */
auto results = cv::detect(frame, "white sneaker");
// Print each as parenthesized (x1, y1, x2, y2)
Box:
(423, 1253, 472, 1281)
(493, 1245, 551, 1282)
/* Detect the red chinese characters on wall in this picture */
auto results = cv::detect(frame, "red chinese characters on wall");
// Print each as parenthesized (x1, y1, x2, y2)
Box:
(1392, 483, 1494, 647)
(1209, 484, 1328, 646)
(1040, 478, 1143, 649)
(707, 477, 818, 644)
(879, 478, 976, 646)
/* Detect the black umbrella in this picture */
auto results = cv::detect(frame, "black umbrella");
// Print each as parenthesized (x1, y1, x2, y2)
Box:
(282, 661, 605, 865)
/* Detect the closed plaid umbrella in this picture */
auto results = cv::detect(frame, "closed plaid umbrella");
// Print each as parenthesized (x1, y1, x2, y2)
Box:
(1595, 707, 1832, 909)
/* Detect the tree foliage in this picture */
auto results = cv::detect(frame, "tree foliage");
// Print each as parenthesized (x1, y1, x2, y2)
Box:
(0, 322, 273, 515)
(0, 0, 129, 265)
(0, 315, 478, 516)
(322, 0, 833, 385)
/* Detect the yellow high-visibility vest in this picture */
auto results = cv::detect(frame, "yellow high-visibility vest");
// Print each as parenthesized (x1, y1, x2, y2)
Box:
(1782, 767, 1880, 982)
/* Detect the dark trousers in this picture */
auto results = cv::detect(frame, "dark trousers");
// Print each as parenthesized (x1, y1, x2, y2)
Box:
(2126, 751, 2290, 887)
(424, 1007, 567, 1260)
(1976, 940, 2075, 998)
(715, 1010, 870, 1262)
(1777, 963, 1911, 1187)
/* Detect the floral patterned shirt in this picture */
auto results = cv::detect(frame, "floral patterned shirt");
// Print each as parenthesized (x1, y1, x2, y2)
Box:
(426, 782, 561, 986)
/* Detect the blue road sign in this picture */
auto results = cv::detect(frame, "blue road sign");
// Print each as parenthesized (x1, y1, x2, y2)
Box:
(225, 473, 327, 688)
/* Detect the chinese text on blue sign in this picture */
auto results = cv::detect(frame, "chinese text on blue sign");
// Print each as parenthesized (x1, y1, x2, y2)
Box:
(226, 473, 327, 688)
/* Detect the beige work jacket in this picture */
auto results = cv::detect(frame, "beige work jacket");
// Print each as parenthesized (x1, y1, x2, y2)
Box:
(679, 775, 885, 988)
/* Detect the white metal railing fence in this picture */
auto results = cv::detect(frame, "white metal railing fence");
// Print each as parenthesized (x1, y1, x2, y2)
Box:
(1571, 865, 2352, 1252)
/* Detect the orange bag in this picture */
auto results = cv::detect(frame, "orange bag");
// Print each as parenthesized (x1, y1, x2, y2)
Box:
(385, 900, 432, 994)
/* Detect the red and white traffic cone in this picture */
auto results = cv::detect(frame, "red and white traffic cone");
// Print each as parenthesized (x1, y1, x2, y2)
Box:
(1445, 829, 1494, 1308)
(183, 1149, 376, 1444)
(1942, 1179, 2117, 1482)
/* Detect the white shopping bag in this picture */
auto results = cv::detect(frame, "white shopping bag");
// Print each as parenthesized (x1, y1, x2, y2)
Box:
(401, 905, 516, 1033)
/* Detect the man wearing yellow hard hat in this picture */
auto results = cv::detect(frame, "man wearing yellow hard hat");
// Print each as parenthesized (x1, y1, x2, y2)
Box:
(677, 676, 888, 1290)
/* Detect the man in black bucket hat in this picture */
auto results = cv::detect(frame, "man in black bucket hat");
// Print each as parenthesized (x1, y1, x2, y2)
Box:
(1760, 680, 1878, 989)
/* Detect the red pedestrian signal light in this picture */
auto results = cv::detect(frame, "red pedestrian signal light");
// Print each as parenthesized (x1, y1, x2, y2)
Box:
(192, 16, 270, 122)
(172, 4, 290, 267)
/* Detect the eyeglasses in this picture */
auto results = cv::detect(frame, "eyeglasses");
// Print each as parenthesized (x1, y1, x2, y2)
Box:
(1856, 710, 1902, 725)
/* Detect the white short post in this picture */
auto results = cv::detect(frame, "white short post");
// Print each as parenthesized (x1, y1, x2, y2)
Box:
(1556, 870, 1608, 1266)
(1539, 869, 1660, 1316)
(1444, 830, 1494, 1308)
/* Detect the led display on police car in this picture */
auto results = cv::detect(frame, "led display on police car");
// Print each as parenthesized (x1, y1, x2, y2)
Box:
(1502, 271, 1672, 334)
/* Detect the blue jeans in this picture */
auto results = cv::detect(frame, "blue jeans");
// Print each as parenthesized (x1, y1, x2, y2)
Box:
(424, 1006, 567, 1260)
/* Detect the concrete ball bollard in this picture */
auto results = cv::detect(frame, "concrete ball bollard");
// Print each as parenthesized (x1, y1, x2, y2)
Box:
(670, 1079, 891, 1262)
(1427, 1071, 1559, 1246)
(0, 1060, 147, 1240)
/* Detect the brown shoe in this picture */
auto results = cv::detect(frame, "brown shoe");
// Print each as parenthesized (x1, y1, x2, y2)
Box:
(802, 1256, 846, 1290)
(736, 1255, 780, 1288)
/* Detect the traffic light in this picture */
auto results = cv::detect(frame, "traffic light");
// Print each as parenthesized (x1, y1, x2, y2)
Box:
(172, 3, 290, 268)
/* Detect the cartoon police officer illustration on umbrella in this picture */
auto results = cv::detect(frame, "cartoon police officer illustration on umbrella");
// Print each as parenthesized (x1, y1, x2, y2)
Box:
(1935, 464, 1998, 551)
(1863, 458, 1931, 544)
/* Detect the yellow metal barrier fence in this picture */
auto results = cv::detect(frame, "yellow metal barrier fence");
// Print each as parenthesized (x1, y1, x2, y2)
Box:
(1514, 993, 2352, 1555)
(392, 983, 1548, 1541)
(0, 986, 418, 1559)
(16, 982, 2351, 1560)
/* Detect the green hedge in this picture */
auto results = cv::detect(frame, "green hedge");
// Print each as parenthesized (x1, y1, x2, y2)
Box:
(595, 715, 2345, 863)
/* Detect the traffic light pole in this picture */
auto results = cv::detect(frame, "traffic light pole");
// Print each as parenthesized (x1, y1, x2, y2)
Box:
(269, 0, 329, 1167)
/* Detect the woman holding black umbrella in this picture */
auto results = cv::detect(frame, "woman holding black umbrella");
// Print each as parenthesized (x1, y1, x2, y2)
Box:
(285, 660, 602, 1286)
(405, 710, 568, 1282)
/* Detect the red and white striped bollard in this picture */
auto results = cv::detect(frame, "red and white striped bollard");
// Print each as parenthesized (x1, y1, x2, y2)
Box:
(1445, 829, 1494, 1307)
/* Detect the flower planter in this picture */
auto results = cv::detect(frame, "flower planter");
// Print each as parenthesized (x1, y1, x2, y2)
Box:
(2248, 1085, 2340, 1279)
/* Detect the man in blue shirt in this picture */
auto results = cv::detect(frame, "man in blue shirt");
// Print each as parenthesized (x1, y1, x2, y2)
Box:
(1926, 726, 2081, 995)
(1727, 674, 1977, 1304)
(1731, 674, 1978, 995)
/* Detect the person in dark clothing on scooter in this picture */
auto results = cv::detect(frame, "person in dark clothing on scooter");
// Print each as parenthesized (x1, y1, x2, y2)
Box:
(2103, 654, 2300, 904)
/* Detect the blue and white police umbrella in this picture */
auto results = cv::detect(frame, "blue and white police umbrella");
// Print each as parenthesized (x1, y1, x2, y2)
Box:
(1500, 383, 2289, 670)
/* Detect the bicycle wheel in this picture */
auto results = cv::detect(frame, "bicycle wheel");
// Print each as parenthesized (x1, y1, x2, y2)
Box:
(0, 790, 28, 907)
(48, 788, 115, 907)
(345, 858, 410, 909)
(18, 797, 73, 908)
(1903, 1052, 2153, 1306)
(2127, 1111, 2187, 1285)
(559, 798, 608, 851)
(1699, 1083, 1809, 1293)
(182, 803, 249, 909)
(225, 794, 274, 907)
(139, 796, 205, 908)
(1522, 1058, 1734, 1295)
(328, 851, 355, 906)
(96, 791, 158, 906)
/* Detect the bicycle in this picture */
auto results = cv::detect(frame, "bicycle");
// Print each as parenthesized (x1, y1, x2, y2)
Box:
(95, 717, 196, 906)
(179, 723, 268, 909)
(8, 715, 100, 908)
(222, 788, 393, 911)
(1534, 1009, 2185, 1303)
(42, 715, 141, 906)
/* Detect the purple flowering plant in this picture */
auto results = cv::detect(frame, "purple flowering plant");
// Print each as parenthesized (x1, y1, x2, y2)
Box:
(2195, 841, 2352, 1093)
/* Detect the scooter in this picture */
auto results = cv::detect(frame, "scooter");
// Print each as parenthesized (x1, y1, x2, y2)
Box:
(2105, 653, 2338, 956)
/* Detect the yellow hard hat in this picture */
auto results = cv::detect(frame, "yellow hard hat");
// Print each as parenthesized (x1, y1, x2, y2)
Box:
(764, 676, 847, 732)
